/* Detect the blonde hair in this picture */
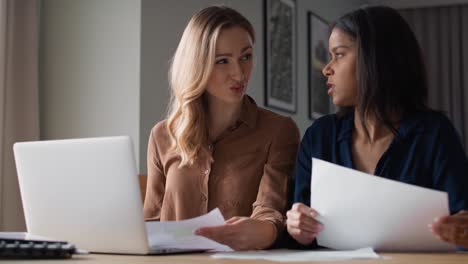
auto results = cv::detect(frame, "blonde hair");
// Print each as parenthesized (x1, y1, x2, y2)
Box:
(167, 6, 255, 167)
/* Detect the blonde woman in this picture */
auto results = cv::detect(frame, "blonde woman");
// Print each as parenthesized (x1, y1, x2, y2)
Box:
(143, 6, 300, 250)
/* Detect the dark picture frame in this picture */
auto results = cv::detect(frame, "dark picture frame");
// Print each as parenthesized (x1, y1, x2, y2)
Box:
(264, 0, 296, 113)
(307, 11, 331, 120)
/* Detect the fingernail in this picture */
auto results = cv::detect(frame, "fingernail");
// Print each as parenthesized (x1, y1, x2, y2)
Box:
(433, 217, 439, 222)
(427, 224, 432, 229)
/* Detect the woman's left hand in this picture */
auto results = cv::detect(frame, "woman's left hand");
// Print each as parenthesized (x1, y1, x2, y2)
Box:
(194, 217, 277, 251)
(431, 210, 468, 248)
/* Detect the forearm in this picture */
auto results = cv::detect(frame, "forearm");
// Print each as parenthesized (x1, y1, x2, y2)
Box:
(255, 220, 278, 249)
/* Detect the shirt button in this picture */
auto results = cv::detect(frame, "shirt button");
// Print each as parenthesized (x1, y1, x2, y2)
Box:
(204, 169, 210, 175)
(201, 196, 207, 202)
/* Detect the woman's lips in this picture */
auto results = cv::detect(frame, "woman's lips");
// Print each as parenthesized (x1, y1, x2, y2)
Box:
(230, 84, 245, 93)
(327, 83, 334, 95)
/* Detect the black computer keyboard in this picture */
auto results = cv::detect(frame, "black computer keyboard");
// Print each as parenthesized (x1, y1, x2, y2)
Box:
(0, 238, 76, 259)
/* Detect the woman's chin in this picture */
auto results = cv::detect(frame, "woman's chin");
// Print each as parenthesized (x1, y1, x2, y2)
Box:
(332, 98, 343, 107)
(332, 98, 354, 108)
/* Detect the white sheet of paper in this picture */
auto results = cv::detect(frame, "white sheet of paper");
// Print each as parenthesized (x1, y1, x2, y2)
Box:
(146, 208, 232, 252)
(211, 248, 380, 262)
(311, 158, 456, 251)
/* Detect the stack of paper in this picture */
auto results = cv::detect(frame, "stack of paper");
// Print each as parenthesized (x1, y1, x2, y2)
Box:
(211, 248, 380, 262)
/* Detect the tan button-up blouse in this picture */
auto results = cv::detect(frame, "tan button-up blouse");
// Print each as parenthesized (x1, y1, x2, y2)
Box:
(143, 96, 300, 234)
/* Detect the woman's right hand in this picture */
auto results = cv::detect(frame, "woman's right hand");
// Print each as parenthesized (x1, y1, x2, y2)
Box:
(286, 203, 324, 245)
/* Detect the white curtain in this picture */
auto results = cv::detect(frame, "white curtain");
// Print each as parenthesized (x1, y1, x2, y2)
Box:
(400, 5, 468, 153)
(0, 0, 39, 231)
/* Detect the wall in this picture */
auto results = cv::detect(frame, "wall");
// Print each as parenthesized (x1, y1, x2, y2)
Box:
(41, 0, 467, 174)
(139, 0, 366, 173)
(40, 0, 141, 163)
(368, 0, 468, 8)
(39, 0, 366, 174)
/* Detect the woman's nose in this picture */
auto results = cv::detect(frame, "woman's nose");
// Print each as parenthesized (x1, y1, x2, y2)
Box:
(230, 62, 245, 82)
(322, 61, 333, 77)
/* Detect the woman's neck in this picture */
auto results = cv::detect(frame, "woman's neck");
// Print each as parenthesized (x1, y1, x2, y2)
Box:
(353, 109, 397, 144)
(206, 95, 243, 142)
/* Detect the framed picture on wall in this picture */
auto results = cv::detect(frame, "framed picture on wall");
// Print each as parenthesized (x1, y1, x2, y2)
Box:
(264, 0, 296, 113)
(307, 11, 331, 120)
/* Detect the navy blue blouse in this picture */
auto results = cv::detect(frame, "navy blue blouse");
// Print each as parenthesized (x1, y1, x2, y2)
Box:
(293, 110, 468, 214)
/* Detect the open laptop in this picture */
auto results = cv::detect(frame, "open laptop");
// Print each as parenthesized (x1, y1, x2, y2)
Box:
(13, 136, 204, 255)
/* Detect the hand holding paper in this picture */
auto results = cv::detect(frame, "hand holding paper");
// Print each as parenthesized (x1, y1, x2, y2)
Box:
(431, 210, 468, 248)
(286, 203, 323, 245)
(146, 208, 232, 252)
(195, 216, 278, 250)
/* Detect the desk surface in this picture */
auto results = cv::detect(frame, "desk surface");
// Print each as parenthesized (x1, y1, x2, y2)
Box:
(6, 252, 468, 264)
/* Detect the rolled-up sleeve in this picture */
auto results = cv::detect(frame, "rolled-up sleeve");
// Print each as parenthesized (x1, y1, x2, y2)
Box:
(251, 117, 300, 235)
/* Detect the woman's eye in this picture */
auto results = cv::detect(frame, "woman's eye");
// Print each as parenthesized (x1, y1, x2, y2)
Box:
(335, 53, 344, 59)
(216, 58, 228, 64)
(240, 53, 252, 61)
